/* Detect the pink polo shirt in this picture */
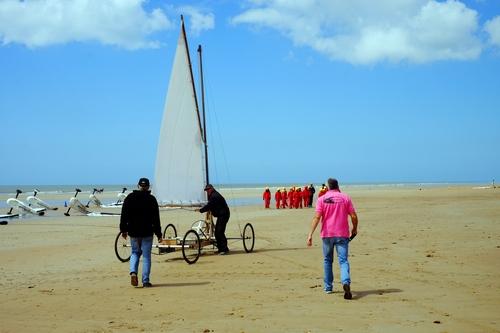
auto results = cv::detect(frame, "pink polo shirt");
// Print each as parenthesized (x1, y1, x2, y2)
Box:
(315, 189, 355, 238)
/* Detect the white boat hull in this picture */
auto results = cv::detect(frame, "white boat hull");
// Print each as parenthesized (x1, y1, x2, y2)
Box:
(7, 198, 45, 216)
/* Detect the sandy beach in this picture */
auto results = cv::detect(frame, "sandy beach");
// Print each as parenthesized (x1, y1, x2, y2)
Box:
(0, 185, 499, 333)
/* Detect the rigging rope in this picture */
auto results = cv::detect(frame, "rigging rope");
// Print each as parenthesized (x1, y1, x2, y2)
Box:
(205, 70, 244, 233)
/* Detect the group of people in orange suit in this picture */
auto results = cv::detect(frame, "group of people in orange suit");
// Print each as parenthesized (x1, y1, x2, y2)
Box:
(262, 184, 328, 209)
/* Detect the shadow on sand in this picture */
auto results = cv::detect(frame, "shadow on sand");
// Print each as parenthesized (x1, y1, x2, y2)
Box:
(152, 281, 211, 288)
(353, 288, 402, 300)
(250, 247, 305, 254)
(156, 246, 305, 269)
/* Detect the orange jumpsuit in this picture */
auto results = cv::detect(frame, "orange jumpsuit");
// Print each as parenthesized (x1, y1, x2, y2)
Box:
(274, 190, 282, 209)
(263, 189, 271, 208)
(294, 189, 302, 208)
(281, 190, 288, 208)
(302, 186, 310, 207)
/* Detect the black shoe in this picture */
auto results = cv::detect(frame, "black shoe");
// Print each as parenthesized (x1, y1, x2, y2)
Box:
(343, 284, 352, 300)
(218, 249, 229, 255)
(143, 282, 153, 288)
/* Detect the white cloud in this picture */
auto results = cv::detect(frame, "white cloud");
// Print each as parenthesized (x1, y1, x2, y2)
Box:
(485, 16, 500, 47)
(178, 6, 215, 36)
(0, 0, 172, 49)
(231, 0, 483, 64)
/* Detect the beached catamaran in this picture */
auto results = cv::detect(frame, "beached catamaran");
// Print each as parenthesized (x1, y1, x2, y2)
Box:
(5, 190, 46, 217)
(64, 188, 121, 217)
(114, 16, 254, 264)
(27, 189, 58, 211)
(1, 189, 61, 224)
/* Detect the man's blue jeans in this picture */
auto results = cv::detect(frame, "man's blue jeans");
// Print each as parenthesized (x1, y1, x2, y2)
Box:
(130, 236, 153, 284)
(322, 237, 350, 292)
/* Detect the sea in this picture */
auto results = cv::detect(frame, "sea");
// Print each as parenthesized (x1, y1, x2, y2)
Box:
(0, 181, 490, 209)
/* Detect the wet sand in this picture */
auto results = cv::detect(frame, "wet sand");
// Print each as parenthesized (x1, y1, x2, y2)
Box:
(0, 185, 499, 332)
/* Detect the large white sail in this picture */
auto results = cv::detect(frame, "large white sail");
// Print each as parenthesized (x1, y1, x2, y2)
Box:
(154, 19, 206, 206)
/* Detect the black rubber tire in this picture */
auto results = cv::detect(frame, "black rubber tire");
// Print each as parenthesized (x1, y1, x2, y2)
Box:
(182, 230, 201, 264)
(243, 223, 255, 253)
(163, 223, 177, 239)
(114, 231, 131, 262)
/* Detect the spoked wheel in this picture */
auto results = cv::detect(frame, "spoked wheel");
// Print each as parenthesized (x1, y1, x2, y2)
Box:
(182, 230, 201, 264)
(191, 220, 210, 239)
(243, 223, 255, 253)
(114, 231, 131, 262)
(163, 223, 177, 239)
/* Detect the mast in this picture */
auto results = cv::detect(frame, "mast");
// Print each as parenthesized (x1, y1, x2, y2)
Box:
(198, 44, 210, 188)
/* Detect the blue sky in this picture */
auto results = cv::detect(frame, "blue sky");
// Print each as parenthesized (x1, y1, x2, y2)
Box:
(0, 0, 499, 186)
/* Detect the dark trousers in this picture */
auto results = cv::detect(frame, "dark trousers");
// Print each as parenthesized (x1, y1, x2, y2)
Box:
(215, 213, 230, 252)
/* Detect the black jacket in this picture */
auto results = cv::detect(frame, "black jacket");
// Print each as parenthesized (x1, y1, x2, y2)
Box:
(120, 190, 161, 238)
(200, 190, 230, 217)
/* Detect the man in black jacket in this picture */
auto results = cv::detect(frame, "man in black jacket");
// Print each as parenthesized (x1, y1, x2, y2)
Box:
(199, 184, 230, 255)
(120, 177, 162, 287)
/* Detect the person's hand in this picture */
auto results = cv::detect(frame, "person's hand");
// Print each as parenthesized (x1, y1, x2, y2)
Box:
(306, 233, 313, 247)
(121, 232, 128, 239)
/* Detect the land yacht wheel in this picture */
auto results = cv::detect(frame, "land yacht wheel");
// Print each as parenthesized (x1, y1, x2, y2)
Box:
(114, 231, 131, 262)
(191, 220, 210, 239)
(163, 223, 177, 239)
(243, 223, 255, 253)
(182, 230, 201, 264)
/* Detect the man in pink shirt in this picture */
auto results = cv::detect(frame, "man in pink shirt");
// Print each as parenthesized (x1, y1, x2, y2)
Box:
(307, 178, 358, 299)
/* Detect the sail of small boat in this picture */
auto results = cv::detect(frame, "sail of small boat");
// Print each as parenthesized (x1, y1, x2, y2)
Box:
(154, 16, 208, 207)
